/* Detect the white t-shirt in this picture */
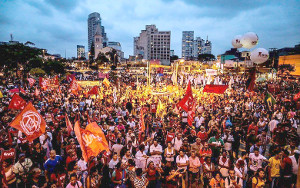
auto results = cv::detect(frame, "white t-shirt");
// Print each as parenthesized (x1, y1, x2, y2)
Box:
(108, 159, 119, 169)
(269, 120, 278, 132)
(172, 137, 183, 151)
(112, 144, 123, 156)
(150, 144, 162, 157)
(77, 159, 87, 171)
(249, 153, 266, 172)
(222, 134, 234, 151)
(176, 155, 189, 170)
(66, 181, 82, 188)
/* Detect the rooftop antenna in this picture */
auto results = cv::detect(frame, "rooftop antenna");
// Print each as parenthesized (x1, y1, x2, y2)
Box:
(10, 34, 13, 41)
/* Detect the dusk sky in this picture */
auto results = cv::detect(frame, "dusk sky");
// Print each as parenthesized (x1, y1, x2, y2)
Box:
(0, 0, 299, 58)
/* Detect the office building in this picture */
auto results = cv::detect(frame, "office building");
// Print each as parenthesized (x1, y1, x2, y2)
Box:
(182, 31, 194, 60)
(182, 32, 212, 60)
(77, 45, 85, 59)
(87, 12, 108, 51)
(108, 41, 124, 59)
(134, 25, 171, 65)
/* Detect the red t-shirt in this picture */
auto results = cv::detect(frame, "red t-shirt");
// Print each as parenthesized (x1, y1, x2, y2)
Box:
(166, 132, 175, 143)
(197, 131, 208, 142)
(199, 148, 212, 164)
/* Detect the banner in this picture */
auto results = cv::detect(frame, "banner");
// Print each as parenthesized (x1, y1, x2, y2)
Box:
(9, 102, 46, 142)
(203, 85, 229, 94)
(75, 122, 109, 162)
(27, 78, 36, 87)
(8, 94, 26, 110)
(205, 69, 218, 76)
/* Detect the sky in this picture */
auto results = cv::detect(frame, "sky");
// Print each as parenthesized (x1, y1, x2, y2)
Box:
(0, 0, 299, 58)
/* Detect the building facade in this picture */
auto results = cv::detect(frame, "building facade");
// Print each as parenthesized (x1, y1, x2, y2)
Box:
(77, 45, 85, 59)
(181, 32, 212, 60)
(87, 12, 108, 52)
(94, 25, 103, 59)
(134, 25, 171, 65)
(182, 31, 194, 60)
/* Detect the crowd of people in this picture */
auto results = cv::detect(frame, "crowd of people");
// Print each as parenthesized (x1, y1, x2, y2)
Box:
(0, 70, 299, 188)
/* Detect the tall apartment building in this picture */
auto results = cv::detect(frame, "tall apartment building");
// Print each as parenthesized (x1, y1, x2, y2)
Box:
(134, 25, 171, 65)
(87, 12, 108, 52)
(77, 45, 85, 59)
(182, 32, 212, 59)
(182, 31, 194, 60)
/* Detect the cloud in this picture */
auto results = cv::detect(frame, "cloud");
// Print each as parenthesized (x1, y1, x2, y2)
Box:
(0, 0, 299, 58)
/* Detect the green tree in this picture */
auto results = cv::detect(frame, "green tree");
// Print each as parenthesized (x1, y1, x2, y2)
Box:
(105, 49, 118, 65)
(43, 60, 65, 75)
(96, 52, 109, 64)
(278, 64, 295, 73)
(29, 68, 46, 77)
(198, 54, 215, 62)
(170, 55, 179, 61)
(0, 43, 42, 71)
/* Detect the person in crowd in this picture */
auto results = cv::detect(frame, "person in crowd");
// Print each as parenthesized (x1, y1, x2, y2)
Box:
(224, 169, 242, 188)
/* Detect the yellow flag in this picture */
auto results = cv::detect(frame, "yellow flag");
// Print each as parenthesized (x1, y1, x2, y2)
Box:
(0, 90, 3, 98)
(103, 78, 110, 87)
(156, 99, 165, 118)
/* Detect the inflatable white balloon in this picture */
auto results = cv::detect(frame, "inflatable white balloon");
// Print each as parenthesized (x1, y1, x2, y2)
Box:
(240, 32, 259, 49)
(231, 35, 243, 48)
(250, 48, 269, 64)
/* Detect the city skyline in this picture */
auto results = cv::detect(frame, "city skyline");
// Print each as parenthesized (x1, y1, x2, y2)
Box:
(0, 0, 299, 58)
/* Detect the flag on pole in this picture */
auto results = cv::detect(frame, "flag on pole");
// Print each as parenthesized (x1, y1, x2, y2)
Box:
(27, 78, 36, 87)
(246, 69, 256, 91)
(156, 99, 165, 118)
(177, 81, 196, 126)
(8, 94, 26, 110)
(66, 74, 75, 82)
(65, 114, 73, 135)
(74, 121, 109, 162)
(139, 108, 145, 141)
(39, 77, 49, 90)
(9, 102, 46, 142)
(70, 78, 82, 95)
(171, 73, 177, 85)
(177, 81, 193, 112)
(103, 77, 110, 87)
(0, 90, 3, 98)
(34, 88, 40, 97)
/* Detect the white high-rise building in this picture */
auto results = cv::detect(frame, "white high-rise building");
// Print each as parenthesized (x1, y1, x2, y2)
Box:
(88, 12, 108, 52)
(77, 45, 85, 59)
(182, 31, 194, 60)
(182, 32, 212, 59)
(134, 25, 171, 65)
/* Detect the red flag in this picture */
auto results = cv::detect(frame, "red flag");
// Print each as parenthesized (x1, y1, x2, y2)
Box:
(87, 86, 99, 95)
(27, 78, 36, 87)
(203, 85, 229, 94)
(70, 78, 82, 95)
(53, 75, 59, 85)
(187, 100, 197, 126)
(0, 148, 16, 162)
(139, 108, 146, 140)
(34, 88, 40, 96)
(294, 91, 300, 101)
(177, 81, 193, 112)
(39, 77, 49, 90)
(9, 102, 46, 142)
(9, 88, 26, 94)
(67, 74, 75, 82)
(65, 114, 73, 135)
(74, 121, 109, 162)
(246, 69, 256, 92)
(8, 94, 26, 110)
